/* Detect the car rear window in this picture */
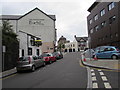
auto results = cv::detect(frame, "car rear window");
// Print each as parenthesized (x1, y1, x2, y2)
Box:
(19, 57, 29, 61)
(116, 47, 120, 50)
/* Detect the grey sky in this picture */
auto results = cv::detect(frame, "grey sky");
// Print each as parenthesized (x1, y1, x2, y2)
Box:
(1, 0, 96, 41)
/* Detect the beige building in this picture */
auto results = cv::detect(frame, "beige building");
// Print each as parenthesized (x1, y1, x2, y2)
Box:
(0, 7, 56, 57)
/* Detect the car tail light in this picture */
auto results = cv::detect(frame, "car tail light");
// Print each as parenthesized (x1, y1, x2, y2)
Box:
(28, 57, 31, 64)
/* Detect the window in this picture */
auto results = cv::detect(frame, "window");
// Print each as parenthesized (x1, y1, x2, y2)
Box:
(109, 15, 116, 24)
(22, 49, 24, 57)
(28, 47, 32, 55)
(95, 25, 99, 31)
(115, 33, 118, 37)
(90, 28, 93, 34)
(108, 2, 115, 11)
(89, 19, 92, 25)
(100, 9, 105, 16)
(101, 21, 106, 28)
(94, 14, 98, 21)
(36, 49, 39, 56)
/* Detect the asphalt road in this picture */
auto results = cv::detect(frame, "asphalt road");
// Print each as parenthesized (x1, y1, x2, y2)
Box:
(2, 52, 119, 89)
(2, 52, 88, 88)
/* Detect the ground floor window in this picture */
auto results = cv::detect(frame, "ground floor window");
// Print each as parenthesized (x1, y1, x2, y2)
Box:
(22, 49, 24, 57)
(36, 49, 39, 56)
(28, 47, 32, 55)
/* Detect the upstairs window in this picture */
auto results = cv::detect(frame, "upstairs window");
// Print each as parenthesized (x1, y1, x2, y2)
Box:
(94, 14, 98, 21)
(108, 2, 115, 11)
(89, 19, 93, 25)
(90, 28, 93, 34)
(100, 9, 105, 16)
(109, 15, 116, 24)
(101, 21, 106, 28)
(95, 25, 99, 31)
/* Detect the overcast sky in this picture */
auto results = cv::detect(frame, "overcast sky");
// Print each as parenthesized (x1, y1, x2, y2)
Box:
(1, 0, 96, 41)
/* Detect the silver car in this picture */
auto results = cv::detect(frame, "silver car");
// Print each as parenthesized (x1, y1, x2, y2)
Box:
(16, 56, 45, 72)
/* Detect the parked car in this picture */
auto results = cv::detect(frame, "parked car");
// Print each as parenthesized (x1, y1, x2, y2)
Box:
(93, 46, 120, 59)
(52, 51, 63, 59)
(16, 56, 45, 72)
(41, 53, 56, 64)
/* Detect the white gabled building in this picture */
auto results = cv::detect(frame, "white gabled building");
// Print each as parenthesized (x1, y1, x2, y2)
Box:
(65, 35, 88, 52)
(0, 7, 56, 57)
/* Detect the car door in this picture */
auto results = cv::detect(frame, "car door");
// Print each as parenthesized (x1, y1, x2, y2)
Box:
(97, 47, 106, 58)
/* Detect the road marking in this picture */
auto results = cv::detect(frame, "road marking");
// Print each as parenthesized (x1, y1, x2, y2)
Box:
(87, 67, 93, 88)
(99, 72, 104, 76)
(91, 69, 94, 72)
(92, 82, 98, 88)
(92, 76, 97, 81)
(98, 69, 102, 71)
(104, 83, 112, 88)
(101, 76, 108, 81)
(0, 73, 17, 80)
(91, 72, 95, 76)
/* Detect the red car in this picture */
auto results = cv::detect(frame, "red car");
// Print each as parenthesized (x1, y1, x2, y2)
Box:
(41, 53, 56, 64)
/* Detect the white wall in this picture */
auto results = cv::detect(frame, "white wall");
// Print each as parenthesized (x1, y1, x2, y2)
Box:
(18, 9, 55, 43)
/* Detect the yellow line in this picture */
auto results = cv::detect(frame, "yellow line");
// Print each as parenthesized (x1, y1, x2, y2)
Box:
(0, 73, 17, 80)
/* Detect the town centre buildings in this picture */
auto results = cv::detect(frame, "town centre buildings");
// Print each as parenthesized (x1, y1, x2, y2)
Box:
(0, 7, 57, 57)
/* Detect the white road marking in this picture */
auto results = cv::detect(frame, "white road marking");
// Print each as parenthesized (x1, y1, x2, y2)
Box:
(91, 69, 94, 72)
(101, 76, 108, 81)
(98, 69, 102, 71)
(91, 72, 95, 76)
(104, 83, 112, 88)
(93, 82, 98, 88)
(99, 72, 104, 76)
(92, 76, 97, 81)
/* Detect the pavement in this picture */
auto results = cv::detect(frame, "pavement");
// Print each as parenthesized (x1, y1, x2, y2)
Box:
(81, 57, 120, 71)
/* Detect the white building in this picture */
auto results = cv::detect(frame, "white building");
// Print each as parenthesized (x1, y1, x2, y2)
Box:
(0, 7, 56, 57)
(65, 35, 88, 52)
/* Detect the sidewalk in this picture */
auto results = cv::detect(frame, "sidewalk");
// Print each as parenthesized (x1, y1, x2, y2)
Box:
(0, 67, 17, 79)
(81, 58, 120, 71)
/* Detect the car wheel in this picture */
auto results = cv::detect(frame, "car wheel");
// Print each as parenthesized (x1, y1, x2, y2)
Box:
(43, 62, 46, 66)
(112, 55, 118, 59)
(49, 60, 52, 64)
(31, 65, 35, 72)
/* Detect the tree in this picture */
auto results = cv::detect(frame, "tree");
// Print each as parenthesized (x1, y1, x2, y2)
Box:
(2, 20, 19, 71)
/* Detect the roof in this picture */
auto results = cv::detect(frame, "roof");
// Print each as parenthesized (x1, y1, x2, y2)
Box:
(87, 2, 100, 12)
(0, 15, 21, 20)
(0, 8, 56, 21)
(74, 35, 88, 42)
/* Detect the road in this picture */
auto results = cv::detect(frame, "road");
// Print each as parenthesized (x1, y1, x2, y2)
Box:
(2, 52, 119, 89)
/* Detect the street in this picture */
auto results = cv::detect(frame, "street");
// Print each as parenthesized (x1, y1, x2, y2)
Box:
(2, 52, 119, 89)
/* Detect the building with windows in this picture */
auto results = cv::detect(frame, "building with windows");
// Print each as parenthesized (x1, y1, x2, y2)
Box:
(87, 1, 120, 48)
(0, 7, 56, 57)
(64, 35, 88, 52)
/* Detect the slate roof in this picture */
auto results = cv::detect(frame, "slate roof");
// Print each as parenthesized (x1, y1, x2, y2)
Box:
(0, 8, 56, 21)
(74, 35, 88, 42)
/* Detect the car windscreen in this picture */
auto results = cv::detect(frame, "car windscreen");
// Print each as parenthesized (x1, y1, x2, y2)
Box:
(42, 54, 51, 57)
(115, 47, 120, 51)
(19, 57, 29, 61)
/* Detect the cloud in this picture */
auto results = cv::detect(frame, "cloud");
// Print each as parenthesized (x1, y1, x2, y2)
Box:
(1, 0, 96, 41)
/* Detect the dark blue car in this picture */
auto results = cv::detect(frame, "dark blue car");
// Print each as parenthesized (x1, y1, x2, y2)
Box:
(93, 46, 120, 59)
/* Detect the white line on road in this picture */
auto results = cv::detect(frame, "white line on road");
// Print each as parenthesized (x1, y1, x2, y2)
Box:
(92, 76, 97, 81)
(92, 82, 98, 88)
(101, 76, 108, 81)
(104, 83, 112, 88)
(98, 69, 102, 71)
(91, 72, 95, 76)
(91, 69, 94, 72)
(99, 72, 104, 76)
